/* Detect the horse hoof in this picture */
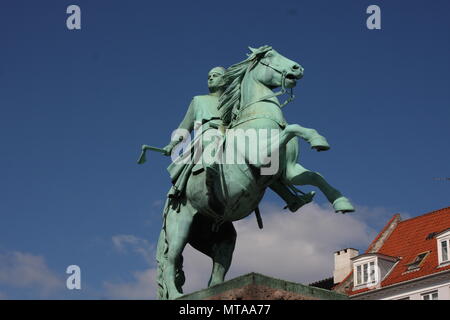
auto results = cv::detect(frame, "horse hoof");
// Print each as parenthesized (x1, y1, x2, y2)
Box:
(309, 136, 330, 151)
(333, 197, 355, 214)
(313, 145, 330, 152)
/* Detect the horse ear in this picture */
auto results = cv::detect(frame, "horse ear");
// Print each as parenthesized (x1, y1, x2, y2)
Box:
(247, 46, 258, 57)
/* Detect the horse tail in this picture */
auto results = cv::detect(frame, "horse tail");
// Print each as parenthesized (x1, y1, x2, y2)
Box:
(156, 225, 168, 299)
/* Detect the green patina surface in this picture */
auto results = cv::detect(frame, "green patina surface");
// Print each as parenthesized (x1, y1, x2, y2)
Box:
(177, 273, 348, 300)
(139, 46, 355, 299)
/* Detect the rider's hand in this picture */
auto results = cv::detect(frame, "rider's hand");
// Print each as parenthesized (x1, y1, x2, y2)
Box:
(162, 144, 175, 156)
(163, 136, 184, 156)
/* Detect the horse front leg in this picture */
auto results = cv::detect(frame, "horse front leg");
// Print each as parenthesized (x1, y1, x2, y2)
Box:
(278, 129, 355, 213)
(280, 124, 330, 152)
(286, 163, 354, 213)
(258, 123, 328, 176)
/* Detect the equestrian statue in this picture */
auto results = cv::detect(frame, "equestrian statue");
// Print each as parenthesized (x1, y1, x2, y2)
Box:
(138, 46, 355, 299)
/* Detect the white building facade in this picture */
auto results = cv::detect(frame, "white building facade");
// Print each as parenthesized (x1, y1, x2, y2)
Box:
(332, 207, 450, 300)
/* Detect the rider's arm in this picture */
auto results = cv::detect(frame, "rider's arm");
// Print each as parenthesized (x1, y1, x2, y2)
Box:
(175, 97, 196, 133)
(163, 98, 197, 154)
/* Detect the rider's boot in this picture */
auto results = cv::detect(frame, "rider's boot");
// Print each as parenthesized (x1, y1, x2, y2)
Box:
(269, 180, 315, 212)
(205, 163, 219, 193)
(205, 162, 226, 217)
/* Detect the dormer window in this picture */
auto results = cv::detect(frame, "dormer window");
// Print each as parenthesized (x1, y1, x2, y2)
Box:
(406, 251, 430, 271)
(355, 261, 376, 286)
(351, 253, 399, 290)
(436, 229, 450, 266)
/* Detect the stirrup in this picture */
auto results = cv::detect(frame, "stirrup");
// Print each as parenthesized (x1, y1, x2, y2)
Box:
(284, 191, 315, 212)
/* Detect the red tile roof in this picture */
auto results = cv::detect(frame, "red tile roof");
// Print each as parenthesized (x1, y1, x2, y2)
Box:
(340, 206, 450, 296)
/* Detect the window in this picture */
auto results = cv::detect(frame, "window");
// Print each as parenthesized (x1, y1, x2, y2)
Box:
(436, 230, 450, 265)
(356, 265, 362, 284)
(421, 291, 438, 300)
(441, 240, 449, 263)
(407, 252, 429, 270)
(355, 261, 377, 286)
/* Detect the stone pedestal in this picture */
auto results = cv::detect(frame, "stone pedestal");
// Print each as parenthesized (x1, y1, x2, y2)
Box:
(178, 272, 347, 300)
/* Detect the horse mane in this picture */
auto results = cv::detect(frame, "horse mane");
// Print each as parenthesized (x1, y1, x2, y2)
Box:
(218, 45, 272, 126)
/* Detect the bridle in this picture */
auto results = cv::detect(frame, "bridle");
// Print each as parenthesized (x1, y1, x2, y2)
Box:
(236, 54, 297, 117)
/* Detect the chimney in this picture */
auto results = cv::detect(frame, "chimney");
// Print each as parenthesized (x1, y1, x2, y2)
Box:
(333, 248, 359, 284)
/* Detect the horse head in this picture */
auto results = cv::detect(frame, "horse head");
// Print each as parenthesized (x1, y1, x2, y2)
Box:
(219, 45, 304, 126)
(248, 46, 304, 89)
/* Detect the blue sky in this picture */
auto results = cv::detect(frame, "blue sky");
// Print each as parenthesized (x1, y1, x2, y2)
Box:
(0, 0, 449, 299)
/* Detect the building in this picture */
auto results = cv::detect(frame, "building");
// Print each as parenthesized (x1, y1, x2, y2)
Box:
(332, 206, 450, 300)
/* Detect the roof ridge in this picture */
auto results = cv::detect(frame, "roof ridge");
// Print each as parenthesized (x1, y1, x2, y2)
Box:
(397, 206, 450, 225)
(365, 214, 401, 253)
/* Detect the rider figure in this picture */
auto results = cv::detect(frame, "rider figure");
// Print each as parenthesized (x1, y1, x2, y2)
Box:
(163, 66, 312, 212)
(163, 66, 226, 201)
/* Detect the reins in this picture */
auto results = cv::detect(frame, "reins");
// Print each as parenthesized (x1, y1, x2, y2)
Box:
(233, 58, 296, 123)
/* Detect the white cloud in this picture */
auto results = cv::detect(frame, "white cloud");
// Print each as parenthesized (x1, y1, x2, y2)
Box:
(112, 234, 154, 264)
(103, 268, 157, 300)
(181, 202, 378, 292)
(105, 202, 381, 299)
(105, 234, 158, 299)
(0, 251, 63, 297)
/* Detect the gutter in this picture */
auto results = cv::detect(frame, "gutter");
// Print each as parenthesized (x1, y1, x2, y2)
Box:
(350, 267, 450, 298)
